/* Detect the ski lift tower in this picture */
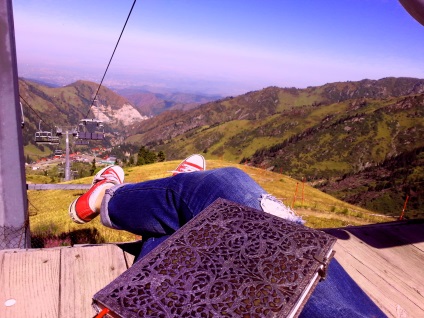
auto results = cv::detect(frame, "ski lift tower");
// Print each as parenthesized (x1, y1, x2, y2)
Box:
(0, 0, 30, 249)
(47, 125, 73, 181)
(63, 126, 82, 181)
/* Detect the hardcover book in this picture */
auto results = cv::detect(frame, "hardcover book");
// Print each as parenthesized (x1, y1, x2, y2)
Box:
(93, 198, 336, 318)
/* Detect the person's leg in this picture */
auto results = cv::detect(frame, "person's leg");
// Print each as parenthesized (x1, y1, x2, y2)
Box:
(171, 166, 303, 224)
(69, 165, 125, 224)
(102, 166, 302, 235)
(101, 166, 302, 258)
(299, 259, 387, 318)
(101, 167, 271, 236)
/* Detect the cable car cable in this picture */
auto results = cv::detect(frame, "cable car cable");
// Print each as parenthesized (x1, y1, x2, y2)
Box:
(83, 0, 137, 119)
(20, 95, 63, 144)
(20, 94, 80, 139)
(20, 1, 138, 145)
(19, 95, 47, 128)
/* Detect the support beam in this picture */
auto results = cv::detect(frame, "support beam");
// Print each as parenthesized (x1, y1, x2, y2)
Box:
(0, 0, 30, 249)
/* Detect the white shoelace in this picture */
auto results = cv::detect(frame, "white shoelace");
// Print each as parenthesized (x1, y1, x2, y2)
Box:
(93, 171, 121, 185)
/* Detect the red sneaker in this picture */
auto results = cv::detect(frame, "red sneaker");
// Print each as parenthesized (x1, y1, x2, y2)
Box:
(69, 166, 124, 224)
(171, 154, 206, 176)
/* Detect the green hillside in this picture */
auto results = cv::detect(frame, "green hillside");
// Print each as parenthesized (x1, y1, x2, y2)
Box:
(21, 77, 424, 218)
(124, 80, 424, 217)
(19, 78, 136, 161)
(127, 79, 424, 164)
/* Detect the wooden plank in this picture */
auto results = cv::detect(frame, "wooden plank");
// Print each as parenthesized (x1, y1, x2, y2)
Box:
(123, 251, 136, 266)
(333, 231, 424, 318)
(348, 228, 424, 302)
(411, 241, 424, 253)
(0, 248, 61, 318)
(337, 224, 424, 296)
(27, 184, 91, 190)
(59, 244, 130, 318)
(75, 243, 136, 267)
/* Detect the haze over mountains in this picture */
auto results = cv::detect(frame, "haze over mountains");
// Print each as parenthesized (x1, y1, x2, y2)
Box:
(20, 77, 423, 217)
(115, 87, 221, 116)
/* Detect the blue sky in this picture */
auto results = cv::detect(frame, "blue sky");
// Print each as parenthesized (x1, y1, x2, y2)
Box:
(12, 0, 424, 96)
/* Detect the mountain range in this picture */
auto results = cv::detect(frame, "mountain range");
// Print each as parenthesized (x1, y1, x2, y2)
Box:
(114, 87, 221, 116)
(19, 77, 424, 217)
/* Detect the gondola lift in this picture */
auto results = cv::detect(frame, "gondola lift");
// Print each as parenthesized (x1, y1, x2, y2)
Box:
(76, 118, 105, 140)
(35, 121, 59, 144)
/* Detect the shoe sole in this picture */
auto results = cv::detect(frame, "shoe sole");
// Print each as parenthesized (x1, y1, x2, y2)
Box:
(68, 198, 86, 224)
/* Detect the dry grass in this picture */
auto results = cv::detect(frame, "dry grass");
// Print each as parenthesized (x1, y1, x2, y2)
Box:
(27, 159, 391, 247)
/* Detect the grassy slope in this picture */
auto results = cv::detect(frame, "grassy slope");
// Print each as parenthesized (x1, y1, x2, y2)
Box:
(24, 143, 52, 160)
(27, 160, 390, 246)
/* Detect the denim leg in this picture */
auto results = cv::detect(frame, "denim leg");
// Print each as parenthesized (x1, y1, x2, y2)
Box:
(101, 167, 265, 237)
(101, 176, 187, 236)
(299, 259, 387, 318)
(169, 166, 265, 216)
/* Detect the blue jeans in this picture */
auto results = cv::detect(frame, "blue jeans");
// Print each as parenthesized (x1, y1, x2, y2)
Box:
(100, 167, 386, 318)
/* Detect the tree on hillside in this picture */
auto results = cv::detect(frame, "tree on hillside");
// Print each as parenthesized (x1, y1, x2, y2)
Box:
(157, 151, 166, 162)
(137, 146, 147, 165)
(90, 159, 96, 175)
(137, 146, 157, 166)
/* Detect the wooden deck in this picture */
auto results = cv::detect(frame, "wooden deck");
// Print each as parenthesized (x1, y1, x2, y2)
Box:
(1, 220, 423, 318)
(0, 244, 135, 318)
(323, 219, 424, 318)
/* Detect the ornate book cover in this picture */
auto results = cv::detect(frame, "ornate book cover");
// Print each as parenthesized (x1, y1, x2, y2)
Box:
(93, 198, 336, 318)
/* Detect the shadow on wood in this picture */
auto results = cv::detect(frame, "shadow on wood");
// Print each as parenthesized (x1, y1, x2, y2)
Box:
(323, 219, 424, 248)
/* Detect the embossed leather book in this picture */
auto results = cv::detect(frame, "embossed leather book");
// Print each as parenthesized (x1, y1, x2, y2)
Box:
(93, 198, 336, 318)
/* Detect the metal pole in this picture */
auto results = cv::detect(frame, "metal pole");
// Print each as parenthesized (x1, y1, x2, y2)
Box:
(0, 0, 30, 249)
(65, 130, 71, 181)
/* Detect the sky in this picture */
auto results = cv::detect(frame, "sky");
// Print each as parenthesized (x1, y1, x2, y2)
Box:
(12, 0, 424, 96)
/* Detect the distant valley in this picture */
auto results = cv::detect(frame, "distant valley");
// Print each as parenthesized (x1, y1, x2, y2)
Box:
(114, 87, 222, 116)
(19, 77, 424, 218)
